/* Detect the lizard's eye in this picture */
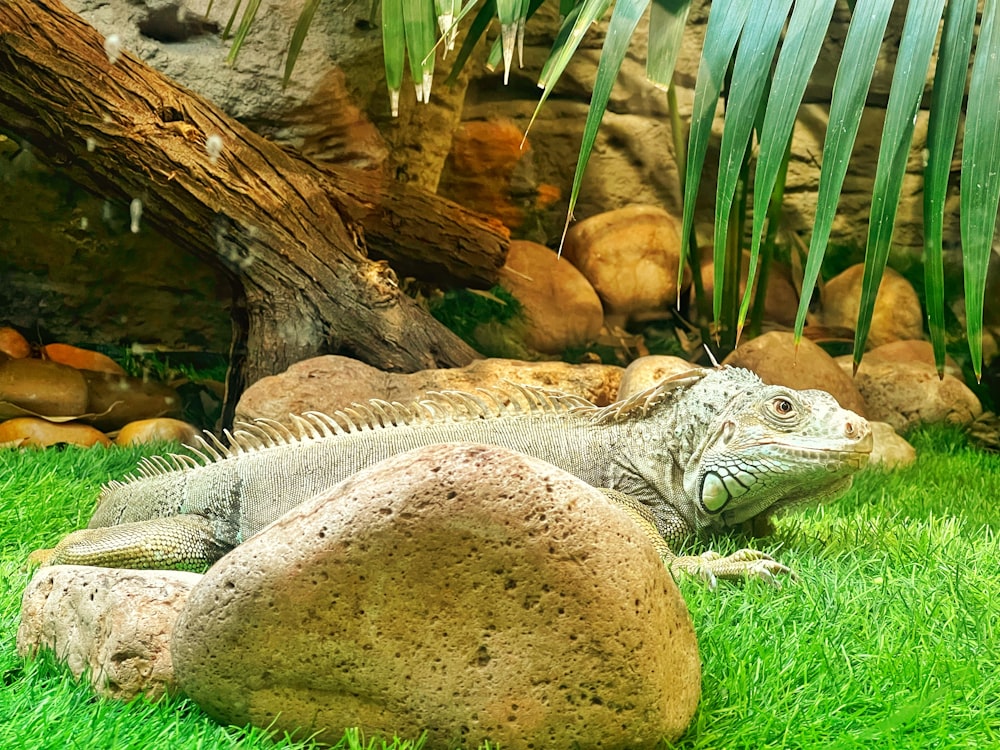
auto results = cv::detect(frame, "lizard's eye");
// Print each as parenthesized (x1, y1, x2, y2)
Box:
(771, 397, 795, 417)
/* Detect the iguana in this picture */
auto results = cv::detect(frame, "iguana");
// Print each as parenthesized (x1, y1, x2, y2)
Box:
(41, 366, 872, 586)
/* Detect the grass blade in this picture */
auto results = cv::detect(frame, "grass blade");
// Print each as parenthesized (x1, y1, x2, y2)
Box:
(793, 0, 893, 339)
(960, 0, 1000, 380)
(923, 0, 976, 375)
(853, 0, 946, 365)
(739, 0, 837, 335)
(282, 0, 323, 87)
(646, 0, 692, 89)
(711, 0, 791, 327)
(677, 0, 751, 292)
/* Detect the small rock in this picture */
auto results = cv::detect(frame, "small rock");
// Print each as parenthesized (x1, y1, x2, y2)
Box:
(562, 205, 688, 325)
(0, 417, 110, 448)
(0, 358, 89, 419)
(869, 421, 916, 468)
(498, 240, 604, 353)
(82, 371, 183, 431)
(699, 253, 799, 328)
(817, 264, 923, 348)
(42, 343, 126, 374)
(17, 565, 202, 701)
(618, 355, 700, 399)
(172, 443, 701, 748)
(115, 418, 201, 447)
(837, 357, 982, 431)
(235, 355, 623, 423)
(0, 326, 31, 359)
(723, 331, 868, 416)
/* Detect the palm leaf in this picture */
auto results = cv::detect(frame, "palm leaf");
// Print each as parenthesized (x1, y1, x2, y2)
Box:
(792, 0, 893, 339)
(403, 0, 438, 104)
(677, 0, 750, 292)
(561, 0, 652, 240)
(711, 0, 791, 328)
(960, 0, 1000, 380)
(853, 0, 946, 364)
(225, 0, 262, 66)
(282, 0, 323, 87)
(383, 0, 406, 115)
(923, 0, 976, 375)
(646, 0, 692, 90)
(739, 0, 837, 335)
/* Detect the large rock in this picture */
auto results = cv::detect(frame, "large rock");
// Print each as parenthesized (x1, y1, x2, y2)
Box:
(172, 443, 701, 748)
(562, 204, 687, 325)
(617, 355, 699, 399)
(837, 357, 982, 431)
(235, 355, 624, 423)
(18, 565, 202, 701)
(0, 358, 89, 419)
(723, 331, 868, 417)
(498, 239, 604, 353)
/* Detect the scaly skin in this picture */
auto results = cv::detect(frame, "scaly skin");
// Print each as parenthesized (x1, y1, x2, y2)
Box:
(39, 367, 872, 585)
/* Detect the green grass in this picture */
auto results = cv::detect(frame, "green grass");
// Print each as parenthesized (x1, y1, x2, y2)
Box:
(1, 427, 998, 748)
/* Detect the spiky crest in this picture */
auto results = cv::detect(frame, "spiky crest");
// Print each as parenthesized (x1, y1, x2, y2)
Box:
(108, 374, 712, 490)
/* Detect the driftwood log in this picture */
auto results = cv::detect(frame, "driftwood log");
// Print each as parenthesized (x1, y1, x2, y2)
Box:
(0, 0, 510, 408)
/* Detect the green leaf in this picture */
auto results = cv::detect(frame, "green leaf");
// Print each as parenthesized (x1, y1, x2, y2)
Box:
(960, 0, 1000, 380)
(382, 0, 406, 114)
(282, 0, 323, 87)
(445, 0, 497, 85)
(523, 0, 612, 142)
(739, 0, 837, 334)
(225, 0, 262, 66)
(677, 0, 751, 291)
(562, 0, 651, 237)
(646, 0, 692, 90)
(403, 0, 438, 104)
(923, 0, 977, 375)
(853, 0, 946, 365)
(792, 0, 893, 340)
(711, 0, 791, 327)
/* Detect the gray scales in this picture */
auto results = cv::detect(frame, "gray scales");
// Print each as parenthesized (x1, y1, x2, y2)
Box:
(42, 367, 873, 586)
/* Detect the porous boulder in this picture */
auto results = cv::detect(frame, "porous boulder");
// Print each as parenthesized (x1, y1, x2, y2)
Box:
(723, 331, 868, 416)
(498, 239, 604, 353)
(836, 357, 982, 431)
(562, 205, 687, 325)
(18, 565, 202, 700)
(172, 443, 701, 748)
(235, 355, 624, 423)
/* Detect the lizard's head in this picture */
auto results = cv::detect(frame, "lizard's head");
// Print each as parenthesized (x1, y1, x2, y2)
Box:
(687, 378, 872, 530)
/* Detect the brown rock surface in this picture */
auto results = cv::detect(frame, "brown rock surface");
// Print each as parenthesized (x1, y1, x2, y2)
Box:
(836, 357, 982, 431)
(864, 340, 962, 378)
(868, 422, 917, 468)
(236, 355, 624, 423)
(562, 205, 687, 323)
(18, 565, 202, 700)
(0, 357, 89, 418)
(172, 443, 701, 748)
(0, 417, 110, 447)
(498, 240, 604, 353)
(114, 417, 201, 447)
(817, 264, 923, 348)
(723, 331, 868, 416)
(618, 355, 699, 399)
(0, 326, 31, 358)
(81, 371, 183, 431)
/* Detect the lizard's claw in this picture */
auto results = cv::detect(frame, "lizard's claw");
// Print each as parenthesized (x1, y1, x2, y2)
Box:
(671, 548, 795, 588)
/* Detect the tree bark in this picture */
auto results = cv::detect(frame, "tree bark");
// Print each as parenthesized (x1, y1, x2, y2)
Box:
(0, 0, 509, 391)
